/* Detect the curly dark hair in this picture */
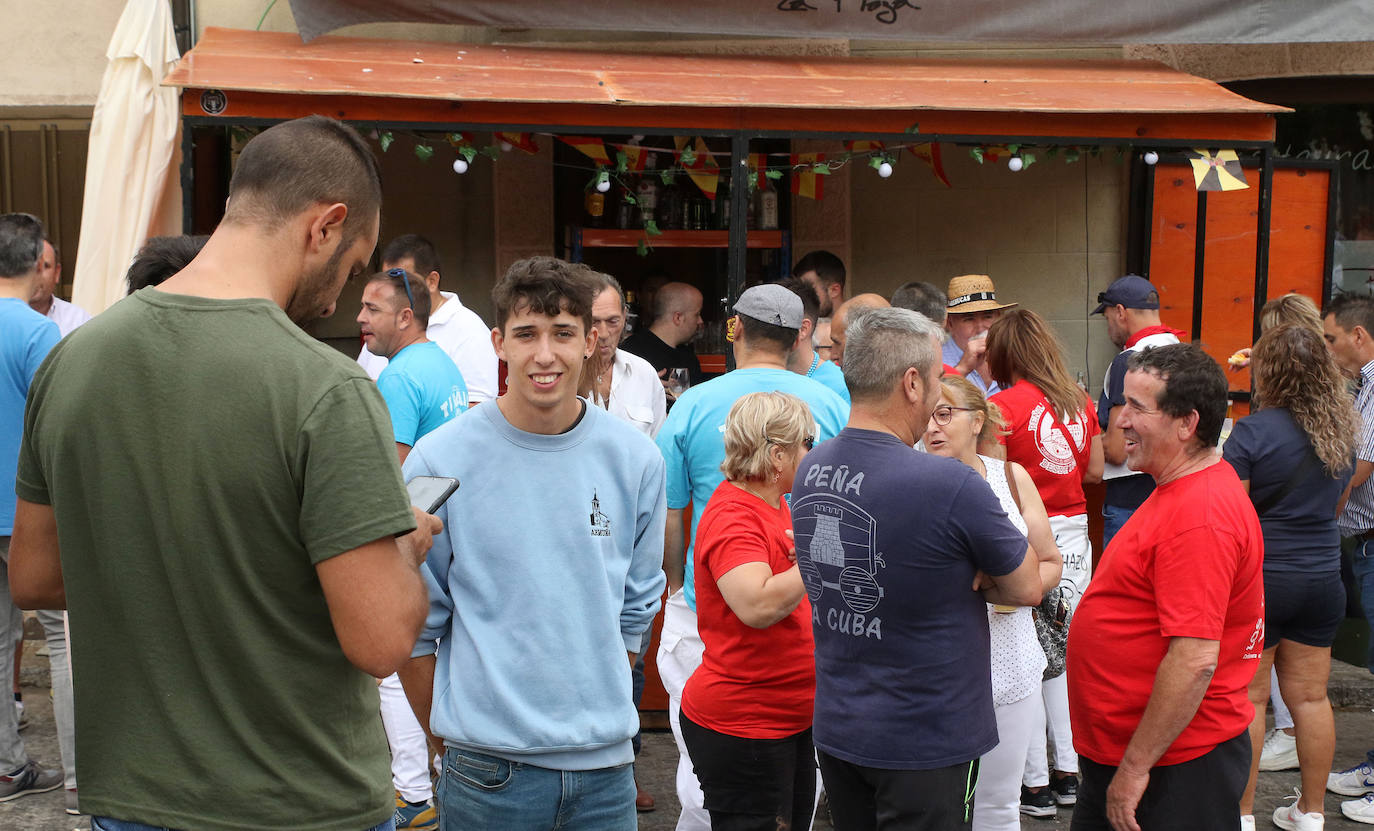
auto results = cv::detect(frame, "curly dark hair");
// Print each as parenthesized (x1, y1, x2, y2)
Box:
(491, 256, 597, 333)
(1252, 323, 1357, 476)
(1127, 343, 1228, 450)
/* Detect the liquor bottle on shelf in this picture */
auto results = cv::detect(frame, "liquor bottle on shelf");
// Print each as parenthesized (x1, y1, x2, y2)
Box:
(754, 173, 779, 231)
(624, 290, 641, 334)
(583, 182, 606, 228)
(613, 174, 637, 229)
(658, 171, 684, 231)
(715, 178, 731, 230)
(636, 154, 660, 229)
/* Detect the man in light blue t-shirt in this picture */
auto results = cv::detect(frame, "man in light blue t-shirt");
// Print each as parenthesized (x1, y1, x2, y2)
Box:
(0, 213, 65, 801)
(358, 266, 467, 829)
(781, 276, 849, 403)
(655, 283, 849, 830)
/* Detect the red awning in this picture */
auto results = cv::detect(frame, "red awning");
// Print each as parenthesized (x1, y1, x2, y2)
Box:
(165, 28, 1285, 143)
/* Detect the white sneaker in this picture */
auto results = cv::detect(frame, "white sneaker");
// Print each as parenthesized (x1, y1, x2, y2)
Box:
(1260, 729, 1300, 772)
(1330, 761, 1374, 796)
(1342, 793, 1374, 825)
(1242, 813, 1256, 830)
(1273, 792, 1323, 830)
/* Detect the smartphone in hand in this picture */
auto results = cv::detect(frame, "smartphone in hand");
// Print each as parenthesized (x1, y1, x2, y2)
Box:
(406, 475, 459, 514)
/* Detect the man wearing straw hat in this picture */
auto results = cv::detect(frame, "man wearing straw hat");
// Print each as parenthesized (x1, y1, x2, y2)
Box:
(943, 274, 1017, 396)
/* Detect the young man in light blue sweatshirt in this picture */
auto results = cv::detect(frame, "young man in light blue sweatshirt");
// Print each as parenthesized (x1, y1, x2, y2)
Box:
(399, 256, 667, 831)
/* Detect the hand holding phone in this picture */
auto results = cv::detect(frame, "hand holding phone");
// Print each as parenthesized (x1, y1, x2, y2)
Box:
(406, 476, 459, 514)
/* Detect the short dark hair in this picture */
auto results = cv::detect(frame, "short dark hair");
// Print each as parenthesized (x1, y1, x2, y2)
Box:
(738, 314, 796, 352)
(1127, 343, 1228, 449)
(224, 116, 381, 240)
(1324, 294, 1374, 337)
(381, 234, 441, 278)
(779, 277, 820, 325)
(492, 256, 597, 334)
(890, 281, 947, 324)
(125, 235, 208, 294)
(367, 269, 432, 328)
(579, 265, 625, 307)
(792, 250, 846, 290)
(0, 213, 45, 278)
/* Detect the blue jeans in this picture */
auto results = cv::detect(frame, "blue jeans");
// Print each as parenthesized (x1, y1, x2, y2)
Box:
(437, 747, 635, 830)
(1102, 503, 1134, 549)
(631, 625, 653, 756)
(93, 818, 393, 831)
(1352, 539, 1374, 672)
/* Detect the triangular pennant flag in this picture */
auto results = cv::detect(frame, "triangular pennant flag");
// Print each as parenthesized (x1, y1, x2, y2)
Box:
(745, 153, 768, 191)
(559, 136, 612, 166)
(1185, 148, 1249, 191)
(845, 140, 886, 155)
(678, 137, 720, 200)
(496, 132, 539, 154)
(908, 142, 952, 188)
(790, 153, 825, 201)
(620, 144, 648, 173)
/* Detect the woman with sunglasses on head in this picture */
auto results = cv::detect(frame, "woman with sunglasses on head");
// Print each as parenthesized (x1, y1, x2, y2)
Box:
(984, 308, 1103, 815)
(1226, 324, 1356, 831)
(924, 375, 1063, 831)
(679, 391, 819, 831)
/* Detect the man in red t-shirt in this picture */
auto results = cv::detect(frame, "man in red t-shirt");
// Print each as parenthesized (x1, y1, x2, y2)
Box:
(1066, 344, 1263, 831)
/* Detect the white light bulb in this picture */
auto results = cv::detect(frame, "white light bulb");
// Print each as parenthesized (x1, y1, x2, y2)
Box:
(877, 161, 893, 178)
(596, 178, 611, 193)
(1007, 156, 1024, 172)
(452, 158, 469, 174)
(1144, 151, 1159, 166)
(500, 141, 513, 152)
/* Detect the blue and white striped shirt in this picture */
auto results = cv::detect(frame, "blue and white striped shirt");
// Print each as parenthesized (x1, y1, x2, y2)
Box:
(1338, 360, 1374, 535)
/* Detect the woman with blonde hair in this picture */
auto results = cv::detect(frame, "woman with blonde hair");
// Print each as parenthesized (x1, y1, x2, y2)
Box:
(680, 391, 818, 831)
(1229, 292, 1323, 370)
(985, 308, 1102, 813)
(1225, 324, 1357, 831)
(924, 375, 1063, 831)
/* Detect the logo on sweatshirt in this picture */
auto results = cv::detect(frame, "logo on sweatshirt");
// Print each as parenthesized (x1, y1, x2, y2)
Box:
(589, 491, 611, 537)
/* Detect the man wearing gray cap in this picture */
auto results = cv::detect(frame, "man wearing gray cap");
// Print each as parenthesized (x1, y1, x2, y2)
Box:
(1091, 275, 1184, 545)
(655, 283, 850, 831)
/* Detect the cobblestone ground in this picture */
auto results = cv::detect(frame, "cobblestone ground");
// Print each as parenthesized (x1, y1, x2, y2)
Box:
(8, 649, 1374, 830)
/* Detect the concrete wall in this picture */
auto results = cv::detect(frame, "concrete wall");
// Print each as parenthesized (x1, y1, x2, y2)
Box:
(849, 147, 1127, 392)
(0, 0, 124, 115)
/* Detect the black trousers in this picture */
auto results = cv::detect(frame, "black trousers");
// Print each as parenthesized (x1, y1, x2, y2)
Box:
(680, 711, 817, 831)
(816, 749, 978, 831)
(1071, 730, 1251, 830)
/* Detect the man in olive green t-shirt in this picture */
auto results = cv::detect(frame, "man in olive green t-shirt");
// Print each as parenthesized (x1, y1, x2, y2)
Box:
(8, 116, 440, 831)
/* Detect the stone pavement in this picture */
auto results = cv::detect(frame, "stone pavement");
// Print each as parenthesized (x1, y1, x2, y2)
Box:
(8, 653, 1374, 829)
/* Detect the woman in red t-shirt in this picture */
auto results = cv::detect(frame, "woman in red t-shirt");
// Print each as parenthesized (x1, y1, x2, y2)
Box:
(985, 308, 1103, 811)
(680, 391, 817, 831)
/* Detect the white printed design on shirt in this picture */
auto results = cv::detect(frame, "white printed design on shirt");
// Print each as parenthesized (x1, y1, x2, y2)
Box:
(589, 491, 611, 537)
(794, 492, 885, 641)
(1027, 403, 1087, 476)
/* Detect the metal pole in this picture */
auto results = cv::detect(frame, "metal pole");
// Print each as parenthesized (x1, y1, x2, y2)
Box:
(1191, 190, 1207, 342)
(1252, 146, 1274, 340)
(180, 121, 194, 234)
(726, 133, 749, 371)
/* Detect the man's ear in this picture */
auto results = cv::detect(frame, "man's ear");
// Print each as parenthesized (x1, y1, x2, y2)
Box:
(490, 327, 505, 361)
(799, 318, 815, 341)
(426, 271, 442, 295)
(306, 202, 349, 254)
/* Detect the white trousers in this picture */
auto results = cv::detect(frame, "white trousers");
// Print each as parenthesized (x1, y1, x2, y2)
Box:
(975, 689, 1042, 831)
(657, 590, 710, 831)
(1271, 666, 1294, 730)
(1024, 514, 1089, 786)
(380, 672, 433, 803)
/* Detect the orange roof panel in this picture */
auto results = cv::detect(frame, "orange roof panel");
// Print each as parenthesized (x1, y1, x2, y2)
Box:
(165, 28, 1284, 141)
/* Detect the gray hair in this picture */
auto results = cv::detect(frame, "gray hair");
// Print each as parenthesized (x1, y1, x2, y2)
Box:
(0, 213, 45, 279)
(890, 281, 947, 326)
(842, 306, 944, 402)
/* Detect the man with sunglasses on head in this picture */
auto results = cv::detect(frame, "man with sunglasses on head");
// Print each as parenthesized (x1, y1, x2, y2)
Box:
(655, 283, 849, 831)
(358, 266, 468, 831)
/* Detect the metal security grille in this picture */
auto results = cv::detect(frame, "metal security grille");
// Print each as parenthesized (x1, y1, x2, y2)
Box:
(0, 120, 90, 295)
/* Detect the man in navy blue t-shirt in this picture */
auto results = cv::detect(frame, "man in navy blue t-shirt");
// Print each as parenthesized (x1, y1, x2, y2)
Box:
(792, 306, 1040, 830)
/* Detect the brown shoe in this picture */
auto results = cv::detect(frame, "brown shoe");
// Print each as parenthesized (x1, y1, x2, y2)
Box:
(635, 779, 656, 813)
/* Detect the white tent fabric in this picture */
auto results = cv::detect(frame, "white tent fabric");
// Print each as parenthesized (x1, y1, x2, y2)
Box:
(72, 0, 181, 315)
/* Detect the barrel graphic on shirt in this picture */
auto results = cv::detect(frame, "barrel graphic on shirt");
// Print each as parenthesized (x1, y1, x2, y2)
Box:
(793, 494, 885, 613)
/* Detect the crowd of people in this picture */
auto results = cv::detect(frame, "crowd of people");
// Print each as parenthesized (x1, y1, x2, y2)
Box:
(1, 114, 1373, 831)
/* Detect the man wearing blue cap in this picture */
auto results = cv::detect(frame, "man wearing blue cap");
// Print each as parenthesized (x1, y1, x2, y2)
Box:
(655, 283, 850, 830)
(1091, 275, 1184, 545)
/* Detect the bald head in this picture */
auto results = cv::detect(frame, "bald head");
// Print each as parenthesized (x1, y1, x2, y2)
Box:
(831, 293, 890, 368)
(651, 281, 704, 347)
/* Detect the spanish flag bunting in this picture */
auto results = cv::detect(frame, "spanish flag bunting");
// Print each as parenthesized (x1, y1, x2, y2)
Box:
(496, 132, 539, 154)
(685, 137, 720, 200)
(791, 153, 825, 201)
(1185, 148, 1249, 191)
(559, 136, 612, 166)
(845, 140, 886, 154)
(908, 143, 951, 188)
(620, 144, 648, 173)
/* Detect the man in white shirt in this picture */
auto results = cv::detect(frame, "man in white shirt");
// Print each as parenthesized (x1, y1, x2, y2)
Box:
(588, 271, 666, 439)
(29, 240, 91, 338)
(357, 234, 498, 403)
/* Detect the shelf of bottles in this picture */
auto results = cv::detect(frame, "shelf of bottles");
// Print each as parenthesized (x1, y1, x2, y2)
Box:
(572, 229, 787, 250)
